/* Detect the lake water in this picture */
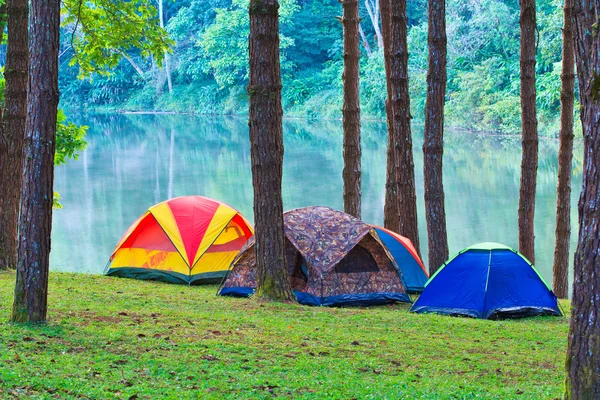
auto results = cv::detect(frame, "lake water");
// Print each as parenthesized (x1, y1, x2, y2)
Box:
(52, 113, 583, 287)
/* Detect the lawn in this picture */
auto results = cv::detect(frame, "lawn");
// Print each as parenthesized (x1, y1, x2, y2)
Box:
(0, 271, 569, 399)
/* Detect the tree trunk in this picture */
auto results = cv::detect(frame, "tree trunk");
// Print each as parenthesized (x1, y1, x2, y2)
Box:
(380, 0, 399, 232)
(518, 0, 538, 264)
(358, 24, 372, 57)
(365, 0, 383, 50)
(248, 0, 294, 302)
(341, 0, 362, 219)
(423, 0, 449, 274)
(0, 0, 29, 271)
(552, 0, 575, 299)
(11, 0, 60, 323)
(564, 0, 600, 397)
(381, 0, 421, 254)
(158, 0, 173, 94)
(120, 51, 147, 80)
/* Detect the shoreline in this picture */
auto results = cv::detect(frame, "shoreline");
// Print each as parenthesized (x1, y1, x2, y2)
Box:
(70, 109, 567, 138)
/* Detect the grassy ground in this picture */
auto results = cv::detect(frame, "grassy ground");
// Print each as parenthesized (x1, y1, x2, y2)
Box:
(0, 272, 569, 399)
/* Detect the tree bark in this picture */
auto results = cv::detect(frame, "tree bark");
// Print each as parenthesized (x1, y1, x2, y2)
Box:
(518, 0, 539, 264)
(248, 0, 294, 301)
(158, 0, 173, 94)
(564, 0, 600, 397)
(380, 0, 399, 233)
(0, 0, 29, 271)
(381, 0, 421, 254)
(11, 0, 60, 323)
(423, 0, 449, 274)
(341, 0, 362, 219)
(552, 0, 575, 299)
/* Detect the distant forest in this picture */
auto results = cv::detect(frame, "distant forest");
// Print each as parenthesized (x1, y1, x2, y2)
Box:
(59, 0, 572, 135)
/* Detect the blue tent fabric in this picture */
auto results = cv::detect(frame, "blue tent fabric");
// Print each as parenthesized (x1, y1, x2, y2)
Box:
(375, 228, 428, 292)
(411, 244, 561, 319)
(295, 291, 411, 307)
(220, 287, 410, 307)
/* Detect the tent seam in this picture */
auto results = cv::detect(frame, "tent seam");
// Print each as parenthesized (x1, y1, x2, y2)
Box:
(148, 210, 191, 271)
(482, 249, 492, 317)
(189, 212, 244, 270)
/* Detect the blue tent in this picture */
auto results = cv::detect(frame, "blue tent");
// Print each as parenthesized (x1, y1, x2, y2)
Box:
(374, 227, 428, 293)
(411, 242, 561, 319)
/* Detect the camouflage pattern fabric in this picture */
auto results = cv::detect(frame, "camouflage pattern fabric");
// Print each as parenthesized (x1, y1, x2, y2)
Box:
(221, 206, 407, 298)
(283, 206, 372, 277)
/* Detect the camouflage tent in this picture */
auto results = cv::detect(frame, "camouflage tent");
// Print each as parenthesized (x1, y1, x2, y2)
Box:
(219, 206, 411, 306)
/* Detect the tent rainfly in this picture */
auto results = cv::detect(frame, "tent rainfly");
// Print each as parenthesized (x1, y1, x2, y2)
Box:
(105, 196, 253, 285)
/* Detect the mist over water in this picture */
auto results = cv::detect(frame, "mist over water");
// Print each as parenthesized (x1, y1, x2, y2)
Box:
(51, 113, 583, 290)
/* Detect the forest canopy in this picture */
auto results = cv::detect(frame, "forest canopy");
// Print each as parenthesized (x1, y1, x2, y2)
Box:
(59, 0, 571, 135)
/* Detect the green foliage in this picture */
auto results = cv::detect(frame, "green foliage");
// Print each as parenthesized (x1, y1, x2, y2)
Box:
(59, 0, 574, 135)
(61, 0, 173, 78)
(0, 272, 570, 398)
(53, 111, 88, 209)
(0, 70, 87, 167)
(53, 192, 63, 210)
(199, 0, 299, 88)
(55, 110, 88, 167)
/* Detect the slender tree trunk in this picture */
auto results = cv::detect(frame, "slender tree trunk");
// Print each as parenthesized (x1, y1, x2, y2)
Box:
(158, 0, 173, 94)
(518, 0, 539, 264)
(341, 0, 362, 218)
(381, 0, 421, 254)
(358, 24, 372, 57)
(120, 51, 147, 80)
(552, 0, 575, 299)
(11, 0, 60, 323)
(380, 0, 399, 232)
(365, 0, 383, 50)
(423, 0, 449, 274)
(564, 1, 600, 397)
(248, 0, 294, 301)
(0, 0, 29, 271)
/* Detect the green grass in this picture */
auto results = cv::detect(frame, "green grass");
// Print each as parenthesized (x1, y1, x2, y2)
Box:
(0, 271, 569, 399)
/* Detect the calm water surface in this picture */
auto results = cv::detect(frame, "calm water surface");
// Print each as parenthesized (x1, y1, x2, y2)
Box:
(52, 114, 583, 287)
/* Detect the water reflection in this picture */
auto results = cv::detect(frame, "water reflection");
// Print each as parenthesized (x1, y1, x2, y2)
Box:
(52, 114, 583, 289)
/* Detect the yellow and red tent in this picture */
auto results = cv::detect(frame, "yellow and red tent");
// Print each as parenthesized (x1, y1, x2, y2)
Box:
(105, 196, 253, 285)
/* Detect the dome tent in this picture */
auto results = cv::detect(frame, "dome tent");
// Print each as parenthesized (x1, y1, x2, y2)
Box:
(373, 226, 428, 293)
(219, 206, 411, 307)
(105, 196, 253, 285)
(410, 242, 561, 319)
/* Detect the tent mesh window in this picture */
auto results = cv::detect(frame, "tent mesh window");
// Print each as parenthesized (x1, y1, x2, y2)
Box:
(320, 235, 405, 297)
(334, 245, 380, 273)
